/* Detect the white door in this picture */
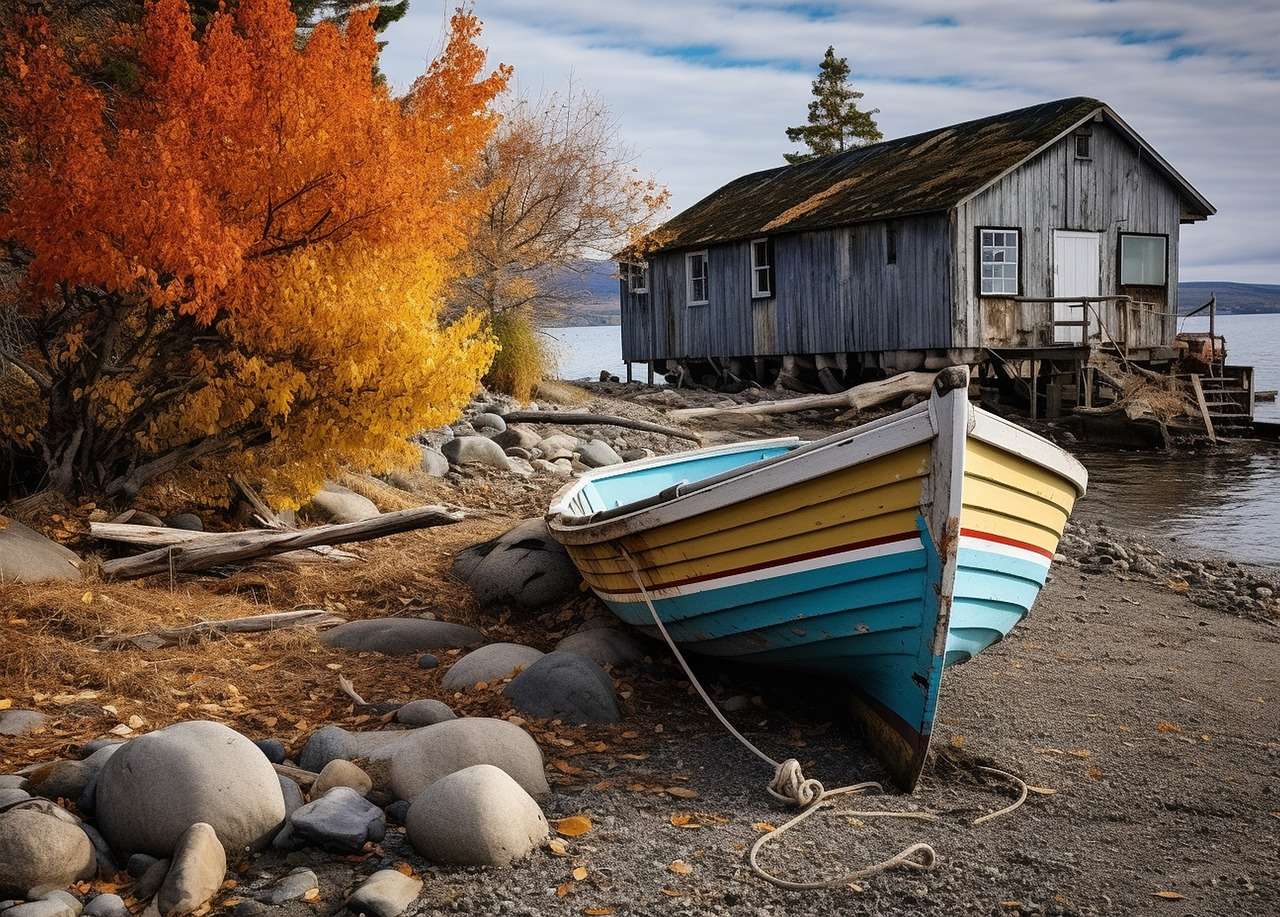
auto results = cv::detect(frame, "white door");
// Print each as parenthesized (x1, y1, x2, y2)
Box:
(1052, 230, 1101, 344)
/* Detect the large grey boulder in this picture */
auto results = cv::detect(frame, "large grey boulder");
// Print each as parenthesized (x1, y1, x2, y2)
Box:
(440, 643, 544, 692)
(387, 717, 548, 801)
(504, 652, 620, 724)
(346, 870, 422, 917)
(419, 446, 449, 478)
(405, 765, 548, 866)
(286, 788, 385, 853)
(303, 483, 379, 524)
(0, 710, 48, 737)
(320, 618, 482, 656)
(441, 436, 511, 471)
(555, 628, 649, 668)
(0, 518, 81, 583)
(156, 823, 225, 917)
(394, 700, 455, 728)
(451, 518, 580, 611)
(493, 426, 541, 451)
(0, 809, 96, 897)
(95, 720, 286, 857)
(577, 439, 623, 468)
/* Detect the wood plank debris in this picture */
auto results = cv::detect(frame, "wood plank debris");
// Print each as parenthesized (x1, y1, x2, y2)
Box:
(500, 410, 702, 444)
(106, 608, 346, 650)
(667, 371, 938, 421)
(100, 504, 463, 579)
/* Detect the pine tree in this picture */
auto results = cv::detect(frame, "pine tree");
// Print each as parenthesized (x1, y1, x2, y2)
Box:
(784, 46, 882, 164)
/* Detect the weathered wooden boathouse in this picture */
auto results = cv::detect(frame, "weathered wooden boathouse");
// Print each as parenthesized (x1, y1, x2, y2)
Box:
(619, 97, 1231, 420)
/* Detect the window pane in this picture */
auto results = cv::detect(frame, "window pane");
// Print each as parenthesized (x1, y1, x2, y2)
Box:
(1121, 235, 1166, 285)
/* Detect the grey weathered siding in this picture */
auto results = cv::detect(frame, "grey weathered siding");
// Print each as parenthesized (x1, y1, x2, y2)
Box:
(622, 214, 952, 362)
(953, 120, 1184, 351)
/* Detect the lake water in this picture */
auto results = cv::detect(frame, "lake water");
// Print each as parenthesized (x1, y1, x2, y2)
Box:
(543, 316, 1280, 566)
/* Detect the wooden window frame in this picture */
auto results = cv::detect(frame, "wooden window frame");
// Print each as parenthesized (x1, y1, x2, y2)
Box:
(886, 224, 898, 265)
(1074, 130, 1092, 161)
(1117, 231, 1169, 288)
(976, 226, 1022, 297)
(750, 238, 774, 299)
(627, 259, 649, 294)
(685, 250, 709, 306)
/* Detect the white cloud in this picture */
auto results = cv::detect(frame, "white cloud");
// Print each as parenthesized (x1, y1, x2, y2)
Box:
(380, 0, 1280, 282)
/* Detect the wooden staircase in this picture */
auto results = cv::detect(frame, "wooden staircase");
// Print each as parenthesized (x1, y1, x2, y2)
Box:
(1192, 369, 1254, 438)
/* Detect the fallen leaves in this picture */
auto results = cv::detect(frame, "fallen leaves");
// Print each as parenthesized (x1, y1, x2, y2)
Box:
(572, 866, 588, 881)
(667, 860, 693, 876)
(582, 908, 614, 915)
(1156, 721, 1182, 734)
(0, 699, 10, 710)
(665, 786, 698, 799)
(751, 821, 777, 832)
(1025, 786, 1057, 796)
(669, 813, 699, 829)
(553, 815, 593, 837)
(1153, 890, 1185, 900)
(556, 883, 572, 898)
(547, 838, 570, 857)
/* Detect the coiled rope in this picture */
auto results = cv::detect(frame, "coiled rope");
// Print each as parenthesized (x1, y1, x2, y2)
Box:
(618, 547, 1027, 890)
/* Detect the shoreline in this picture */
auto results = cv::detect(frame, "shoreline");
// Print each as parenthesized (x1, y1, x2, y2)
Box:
(2, 379, 1277, 916)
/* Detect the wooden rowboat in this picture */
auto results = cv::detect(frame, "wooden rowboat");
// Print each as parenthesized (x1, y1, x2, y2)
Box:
(546, 367, 1087, 789)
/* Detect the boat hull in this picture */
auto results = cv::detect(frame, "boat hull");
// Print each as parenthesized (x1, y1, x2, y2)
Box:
(547, 371, 1085, 789)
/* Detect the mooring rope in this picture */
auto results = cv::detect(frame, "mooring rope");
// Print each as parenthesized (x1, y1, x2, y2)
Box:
(618, 547, 1026, 890)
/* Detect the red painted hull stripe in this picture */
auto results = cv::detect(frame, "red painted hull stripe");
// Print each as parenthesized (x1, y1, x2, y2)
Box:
(959, 528, 1055, 559)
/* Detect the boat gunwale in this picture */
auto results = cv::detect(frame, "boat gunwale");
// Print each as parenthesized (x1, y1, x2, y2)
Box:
(547, 401, 1086, 547)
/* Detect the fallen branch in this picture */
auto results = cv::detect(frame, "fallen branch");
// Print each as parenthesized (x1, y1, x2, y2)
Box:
(667, 371, 940, 421)
(338, 673, 369, 707)
(101, 504, 463, 580)
(230, 474, 290, 529)
(105, 608, 346, 650)
(88, 522, 360, 564)
(273, 762, 319, 788)
(499, 410, 702, 444)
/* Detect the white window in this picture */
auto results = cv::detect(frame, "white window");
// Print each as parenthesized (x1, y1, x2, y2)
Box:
(750, 238, 773, 298)
(626, 260, 648, 294)
(979, 228, 1019, 295)
(1119, 234, 1167, 286)
(686, 250, 708, 305)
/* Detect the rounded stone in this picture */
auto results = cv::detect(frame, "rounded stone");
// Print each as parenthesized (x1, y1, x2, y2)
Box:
(0, 518, 82, 583)
(311, 759, 372, 798)
(440, 643, 544, 692)
(441, 435, 512, 471)
(320, 618, 482, 656)
(405, 764, 548, 866)
(388, 717, 549, 801)
(394, 699, 455, 727)
(95, 720, 286, 857)
(303, 482, 379, 524)
(450, 518, 580, 611)
(503, 651, 620, 723)
(471, 412, 507, 433)
(0, 809, 96, 897)
(555, 628, 648, 668)
(157, 823, 226, 917)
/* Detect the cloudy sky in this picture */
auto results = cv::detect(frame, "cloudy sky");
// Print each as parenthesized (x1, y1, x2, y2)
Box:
(379, 0, 1280, 282)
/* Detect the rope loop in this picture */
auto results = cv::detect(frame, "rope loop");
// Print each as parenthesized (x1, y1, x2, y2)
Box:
(767, 758, 824, 807)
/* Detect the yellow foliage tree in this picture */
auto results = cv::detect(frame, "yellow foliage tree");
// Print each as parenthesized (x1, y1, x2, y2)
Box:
(0, 0, 508, 504)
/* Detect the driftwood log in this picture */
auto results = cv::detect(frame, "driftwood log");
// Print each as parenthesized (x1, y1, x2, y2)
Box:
(499, 410, 701, 444)
(107, 608, 346, 650)
(88, 522, 360, 565)
(667, 371, 940, 421)
(101, 504, 463, 579)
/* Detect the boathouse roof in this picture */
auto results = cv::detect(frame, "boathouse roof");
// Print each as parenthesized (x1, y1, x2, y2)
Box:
(647, 97, 1215, 253)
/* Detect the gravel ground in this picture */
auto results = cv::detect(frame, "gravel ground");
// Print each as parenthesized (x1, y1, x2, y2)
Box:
(248, 541, 1280, 917)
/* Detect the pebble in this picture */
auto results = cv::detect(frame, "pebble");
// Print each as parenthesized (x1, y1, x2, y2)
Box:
(440, 643, 545, 692)
(0, 711, 48, 737)
(126, 854, 158, 878)
(311, 760, 372, 798)
(471, 412, 507, 433)
(416, 654, 439, 670)
(0, 809, 96, 898)
(387, 717, 549, 801)
(577, 439, 623, 467)
(345, 869, 422, 917)
(133, 858, 170, 901)
(258, 868, 317, 905)
(394, 699, 455, 727)
(441, 436, 512, 471)
(156, 823, 225, 917)
(286, 787, 385, 853)
(2, 901, 77, 917)
(253, 740, 287, 764)
(82, 895, 126, 917)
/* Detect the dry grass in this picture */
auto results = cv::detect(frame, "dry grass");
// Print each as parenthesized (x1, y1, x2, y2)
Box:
(533, 378, 591, 405)
(0, 518, 530, 769)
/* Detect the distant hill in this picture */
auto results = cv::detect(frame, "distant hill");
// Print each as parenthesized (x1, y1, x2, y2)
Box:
(540, 272, 1280, 326)
(1178, 282, 1280, 315)
(539, 259, 620, 327)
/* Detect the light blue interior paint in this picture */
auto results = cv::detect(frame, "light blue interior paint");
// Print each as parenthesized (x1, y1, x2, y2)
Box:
(576, 445, 794, 513)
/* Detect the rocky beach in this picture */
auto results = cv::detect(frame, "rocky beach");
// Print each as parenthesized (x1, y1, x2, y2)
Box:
(2, 379, 1278, 917)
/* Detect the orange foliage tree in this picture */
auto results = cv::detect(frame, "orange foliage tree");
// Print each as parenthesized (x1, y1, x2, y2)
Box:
(0, 0, 507, 504)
